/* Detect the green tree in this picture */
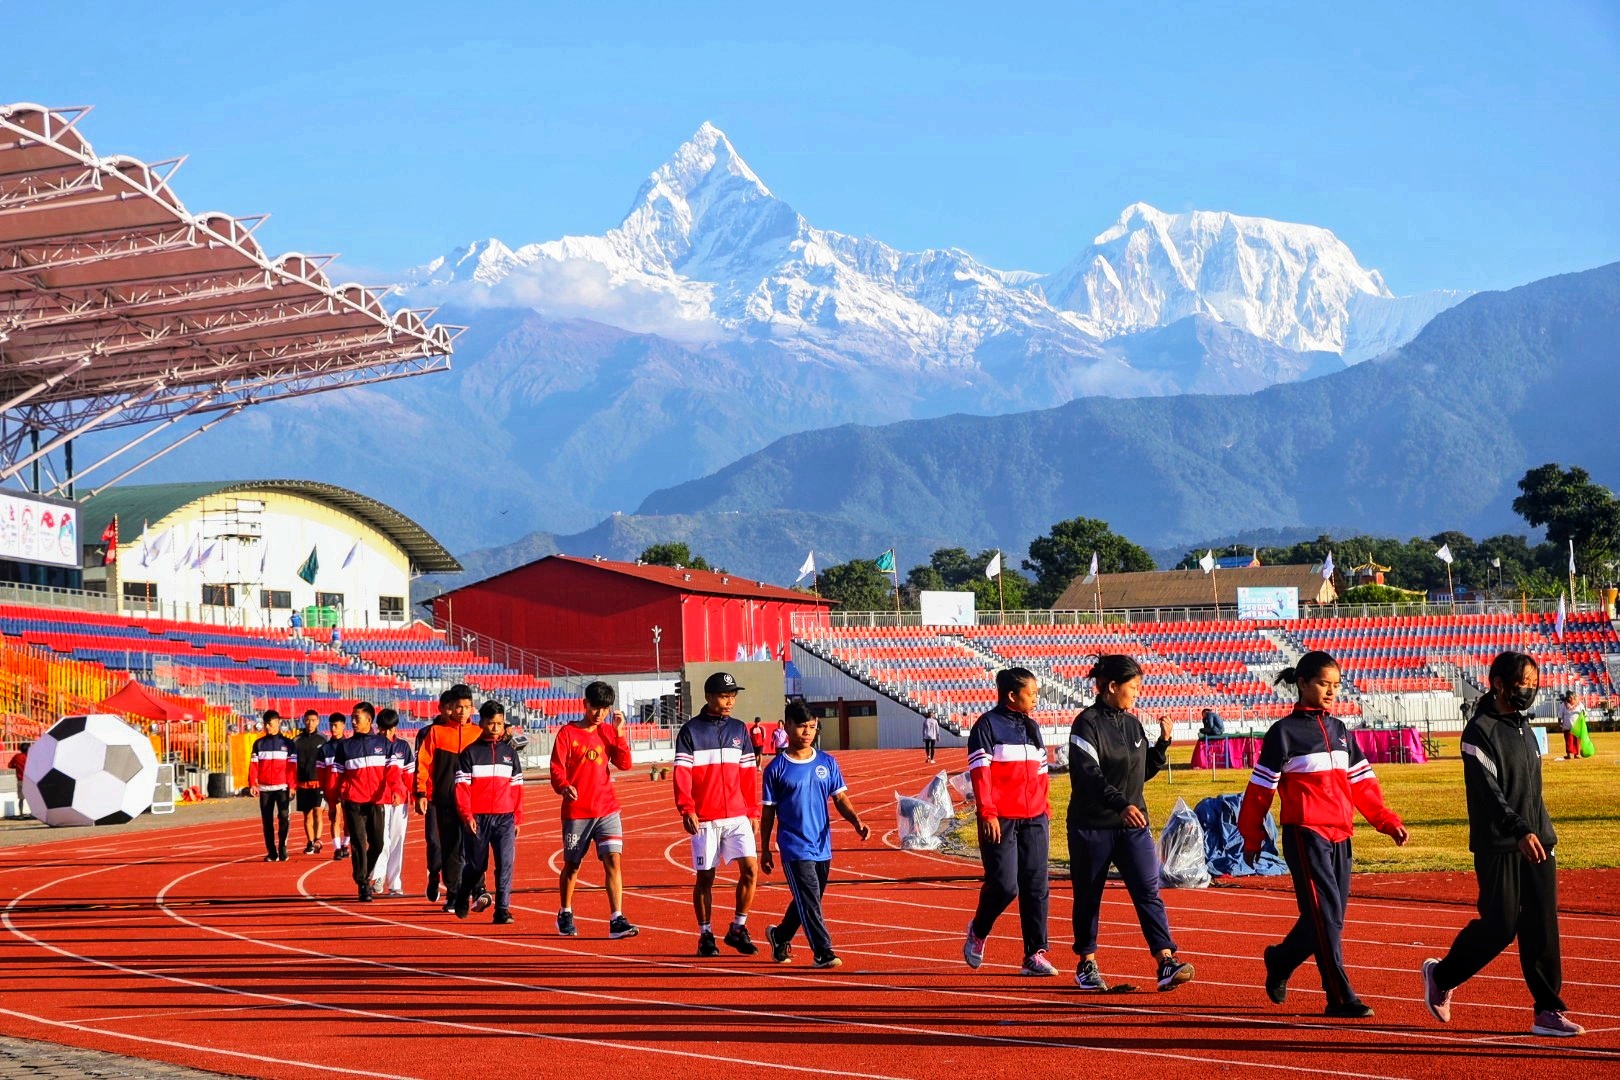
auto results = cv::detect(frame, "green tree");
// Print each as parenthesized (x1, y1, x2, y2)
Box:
(638, 543, 712, 571)
(1023, 517, 1153, 608)
(818, 559, 896, 611)
(1512, 463, 1620, 566)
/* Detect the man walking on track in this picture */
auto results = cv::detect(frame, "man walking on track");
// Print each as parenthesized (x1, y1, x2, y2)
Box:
(373, 707, 414, 897)
(454, 700, 523, 925)
(416, 684, 484, 912)
(750, 717, 767, 770)
(248, 710, 296, 862)
(551, 681, 639, 939)
(674, 670, 761, 957)
(962, 667, 1055, 976)
(292, 710, 326, 854)
(335, 702, 393, 903)
(315, 713, 348, 860)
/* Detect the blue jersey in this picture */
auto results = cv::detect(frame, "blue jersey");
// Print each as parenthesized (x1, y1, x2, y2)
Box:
(761, 750, 847, 862)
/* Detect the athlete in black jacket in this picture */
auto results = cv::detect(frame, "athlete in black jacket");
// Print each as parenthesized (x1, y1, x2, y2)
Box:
(1066, 655, 1192, 993)
(291, 710, 327, 854)
(1423, 651, 1583, 1038)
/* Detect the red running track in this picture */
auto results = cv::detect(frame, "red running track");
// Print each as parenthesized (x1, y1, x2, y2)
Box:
(0, 749, 1615, 1079)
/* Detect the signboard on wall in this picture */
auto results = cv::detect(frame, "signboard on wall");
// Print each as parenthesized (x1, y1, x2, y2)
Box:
(919, 590, 977, 627)
(0, 491, 79, 568)
(1236, 586, 1300, 621)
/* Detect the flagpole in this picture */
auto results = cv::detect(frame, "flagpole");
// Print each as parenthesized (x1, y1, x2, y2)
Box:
(893, 548, 902, 616)
(1569, 540, 1578, 611)
(1211, 567, 1219, 615)
(1446, 562, 1454, 609)
(997, 560, 1005, 617)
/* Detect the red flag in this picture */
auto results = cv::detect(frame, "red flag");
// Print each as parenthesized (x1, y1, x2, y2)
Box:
(101, 516, 118, 566)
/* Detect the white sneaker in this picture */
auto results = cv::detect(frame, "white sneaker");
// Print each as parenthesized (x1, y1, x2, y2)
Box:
(1020, 950, 1058, 976)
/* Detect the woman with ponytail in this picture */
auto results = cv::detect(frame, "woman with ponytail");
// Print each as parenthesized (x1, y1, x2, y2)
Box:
(1237, 650, 1408, 1018)
(1066, 654, 1194, 993)
(1421, 651, 1582, 1038)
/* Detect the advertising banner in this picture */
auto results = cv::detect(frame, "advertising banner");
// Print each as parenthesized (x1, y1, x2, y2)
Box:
(1236, 586, 1299, 621)
(0, 492, 79, 568)
(919, 590, 977, 627)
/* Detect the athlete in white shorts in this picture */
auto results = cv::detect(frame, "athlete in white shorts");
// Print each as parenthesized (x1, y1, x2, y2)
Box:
(690, 814, 758, 871)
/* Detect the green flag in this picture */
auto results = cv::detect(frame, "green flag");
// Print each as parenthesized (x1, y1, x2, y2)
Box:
(873, 549, 895, 573)
(296, 546, 319, 585)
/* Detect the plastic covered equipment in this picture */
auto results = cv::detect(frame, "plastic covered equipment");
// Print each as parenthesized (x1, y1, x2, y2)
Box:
(896, 770, 962, 850)
(1194, 793, 1286, 877)
(1157, 798, 1210, 888)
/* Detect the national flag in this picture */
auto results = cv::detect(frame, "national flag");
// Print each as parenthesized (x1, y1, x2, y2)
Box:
(873, 549, 895, 573)
(1321, 551, 1334, 580)
(795, 550, 816, 583)
(296, 546, 319, 585)
(100, 516, 118, 566)
(1555, 592, 1567, 643)
(985, 551, 1001, 579)
(1198, 550, 1215, 574)
(342, 540, 361, 569)
(1435, 543, 1454, 565)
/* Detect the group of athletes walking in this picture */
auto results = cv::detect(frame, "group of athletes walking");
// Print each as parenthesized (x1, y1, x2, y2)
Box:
(247, 647, 1583, 1035)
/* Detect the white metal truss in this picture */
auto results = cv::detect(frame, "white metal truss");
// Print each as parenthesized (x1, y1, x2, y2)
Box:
(0, 102, 461, 492)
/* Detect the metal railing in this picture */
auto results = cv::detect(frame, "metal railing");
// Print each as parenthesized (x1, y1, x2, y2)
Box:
(795, 598, 1575, 634)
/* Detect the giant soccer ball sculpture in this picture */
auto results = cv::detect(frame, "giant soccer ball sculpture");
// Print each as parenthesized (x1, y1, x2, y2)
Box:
(22, 714, 160, 827)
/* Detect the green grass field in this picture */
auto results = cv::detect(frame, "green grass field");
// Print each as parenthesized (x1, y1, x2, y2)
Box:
(955, 732, 1620, 873)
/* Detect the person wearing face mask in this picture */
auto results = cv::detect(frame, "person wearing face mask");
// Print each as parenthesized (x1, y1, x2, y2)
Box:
(1067, 654, 1193, 993)
(1238, 650, 1408, 1019)
(1422, 651, 1583, 1038)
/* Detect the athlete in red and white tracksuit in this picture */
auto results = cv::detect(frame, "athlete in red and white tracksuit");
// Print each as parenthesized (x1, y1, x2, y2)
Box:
(965, 673, 1052, 968)
(1239, 704, 1406, 1012)
(247, 713, 297, 860)
(454, 704, 524, 921)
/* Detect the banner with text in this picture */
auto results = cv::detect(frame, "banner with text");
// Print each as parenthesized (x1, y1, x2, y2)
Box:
(919, 590, 977, 627)
(1236, 586, 1299, 621)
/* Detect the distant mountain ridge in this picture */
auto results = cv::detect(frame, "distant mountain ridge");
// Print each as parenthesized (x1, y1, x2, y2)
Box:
(122, 124, 1477, 557)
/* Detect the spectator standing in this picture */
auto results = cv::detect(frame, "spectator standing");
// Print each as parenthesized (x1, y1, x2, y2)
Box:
(922, 714, 939, 764)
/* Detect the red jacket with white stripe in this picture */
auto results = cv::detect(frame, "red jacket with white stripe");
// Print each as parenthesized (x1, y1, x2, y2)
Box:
(967, 705, 1050, 821)
(334, 733, 396, 805)
(247, 733, 297, 791)
(672, 711, 758, 821)
(315, 739, 343, 802)
(1237, 706, 1403, 849)
(454, 737, 524, 823)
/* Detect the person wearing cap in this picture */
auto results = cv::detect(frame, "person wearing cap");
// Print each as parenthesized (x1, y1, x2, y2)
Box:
(674, 671, 761, 957)
(372, 708, 414, 897)
(247, 710, 296, 862)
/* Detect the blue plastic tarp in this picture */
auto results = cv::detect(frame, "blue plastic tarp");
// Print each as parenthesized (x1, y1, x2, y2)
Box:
(1195, 793, 1287, 877)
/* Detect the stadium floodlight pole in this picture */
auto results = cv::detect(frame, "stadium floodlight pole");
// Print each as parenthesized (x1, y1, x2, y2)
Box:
(0, 376, 165, 485)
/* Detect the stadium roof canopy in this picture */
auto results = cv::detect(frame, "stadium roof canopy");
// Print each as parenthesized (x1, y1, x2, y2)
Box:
(0, 103, 461, 495)
(78, 479, 462, 574)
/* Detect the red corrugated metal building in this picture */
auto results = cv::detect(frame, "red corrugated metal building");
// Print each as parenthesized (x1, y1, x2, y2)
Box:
(430, 555, 834, 674)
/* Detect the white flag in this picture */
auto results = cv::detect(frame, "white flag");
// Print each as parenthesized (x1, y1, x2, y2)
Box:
(1568, 539, 1576, 576)
(192, 539, 217, 570)
(140, 528, 169, 568)
(1555, 592, 1567, 642)
(1082, 550, 1100, 584)
(1491, 556, 1502, 569)
(173, 532, 196, 572)
(1321, 551, 1335, 580)
(795, 550, 816, 583)
(985, 551, 1002, 579)
(735, 643, 748, 662)
(1199, 550, 1215, 574)
(342, 540, 361, 569)
(1435, 544, 1454, 565)
(259, 540, 270, 577)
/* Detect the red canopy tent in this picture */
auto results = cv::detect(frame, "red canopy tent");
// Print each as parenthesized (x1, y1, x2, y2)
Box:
(99, 680, 198, 722)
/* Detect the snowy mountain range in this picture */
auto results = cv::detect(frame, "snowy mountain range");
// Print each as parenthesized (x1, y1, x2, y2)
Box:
(399, 122, 1465, 376)
(118, 123, 1478, 555)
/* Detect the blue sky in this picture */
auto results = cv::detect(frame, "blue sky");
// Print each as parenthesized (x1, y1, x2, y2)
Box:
(9, 0, 1618, 294)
